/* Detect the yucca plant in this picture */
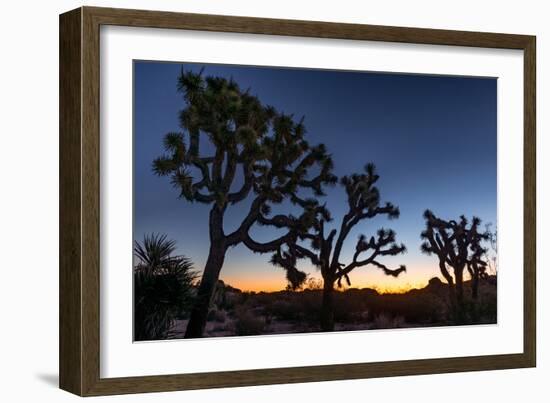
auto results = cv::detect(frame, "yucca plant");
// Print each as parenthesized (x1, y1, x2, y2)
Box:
(134, 233, 197, 341)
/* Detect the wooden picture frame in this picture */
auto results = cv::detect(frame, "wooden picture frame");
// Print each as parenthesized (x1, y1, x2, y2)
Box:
(59, 6, 536, 396)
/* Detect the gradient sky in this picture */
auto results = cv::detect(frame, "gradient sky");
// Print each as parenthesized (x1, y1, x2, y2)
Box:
(134, 61, 497, 292)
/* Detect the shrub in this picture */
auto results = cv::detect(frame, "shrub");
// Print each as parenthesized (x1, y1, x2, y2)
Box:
(207, 309, 227, 323)
(267, 299, 298, 321)
(234, 309, 265, 336)
(370, 313, 406, 329)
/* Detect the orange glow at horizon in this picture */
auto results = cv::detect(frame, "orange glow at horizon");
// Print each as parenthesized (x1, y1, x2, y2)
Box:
(220, 263, 450, 294)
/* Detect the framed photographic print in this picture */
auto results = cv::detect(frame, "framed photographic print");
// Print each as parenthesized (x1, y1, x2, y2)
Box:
(59, 6, 536, 396)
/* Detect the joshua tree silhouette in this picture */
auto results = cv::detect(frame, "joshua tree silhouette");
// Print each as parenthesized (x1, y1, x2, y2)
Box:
(467, 225, 490, 300)
(270, 163, 407, 331)
(153, 70, 336, 338)
(420, 211, 490, 321)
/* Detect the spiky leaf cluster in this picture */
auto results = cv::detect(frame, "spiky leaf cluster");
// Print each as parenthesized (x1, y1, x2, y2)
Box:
(420, 210, 490, 284)
(154, 69, 337, 258)
(270, 163, 407, 290)
(133, 234, 197, 341)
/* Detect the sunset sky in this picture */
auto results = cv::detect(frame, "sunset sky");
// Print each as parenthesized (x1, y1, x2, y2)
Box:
(133, 61, 497, 293)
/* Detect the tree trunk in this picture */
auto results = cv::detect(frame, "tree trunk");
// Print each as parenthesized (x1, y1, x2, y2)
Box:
(320, 279, 335, 332)
(455, 268, 465, 304)
(454, 268, 466, 324)
(185, 206, 226, 338)
(184, 242, 226, 338)
(472, 272, 479, 300)
(448, 284, 457, 308)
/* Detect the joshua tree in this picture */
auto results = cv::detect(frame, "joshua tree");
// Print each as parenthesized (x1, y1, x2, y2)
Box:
(271, 164, 407, 331)
(484, 223, 498, 276)
(153, 70, 336, 338)
(467, 226, 490, 300)
(420, 211, 489, 320)
(134, 233, 196, 341)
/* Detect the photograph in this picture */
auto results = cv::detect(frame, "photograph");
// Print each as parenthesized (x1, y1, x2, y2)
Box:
(133, 61, 498, 341)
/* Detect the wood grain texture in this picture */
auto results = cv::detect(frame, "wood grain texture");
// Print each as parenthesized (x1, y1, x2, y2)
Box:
(85, 6, 532, 49)
(59, 7, 82, 396)
(59, 6, 537, 396)
(80, 6, 102, 396)
(523, 38, 536, 367)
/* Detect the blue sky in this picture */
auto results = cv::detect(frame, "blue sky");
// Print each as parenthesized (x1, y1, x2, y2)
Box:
(133, 61, 497, 291)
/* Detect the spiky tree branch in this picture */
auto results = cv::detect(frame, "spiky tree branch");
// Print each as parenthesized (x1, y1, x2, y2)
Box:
(420, 210, 491, 319)
(153, 69, 336, 337)
(268, 164, 406, 331)
(467, 223, 490, 299)
(272, 164, 406, 286)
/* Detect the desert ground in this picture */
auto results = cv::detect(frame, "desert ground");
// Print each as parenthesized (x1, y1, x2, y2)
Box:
(168, 276, 497, 338)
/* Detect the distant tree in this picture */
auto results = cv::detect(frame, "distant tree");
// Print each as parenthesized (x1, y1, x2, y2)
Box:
(153, 70, 336, 338)
(467, 227, 490, 300)
(134, 233, 196, 341)
(420, 211, 490, 321)
(484, 223, 498, 276)
(305, 276, 323, 291)
(271, 164, 407, 331)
